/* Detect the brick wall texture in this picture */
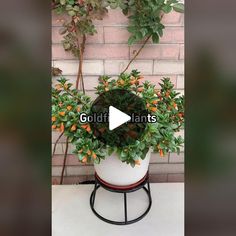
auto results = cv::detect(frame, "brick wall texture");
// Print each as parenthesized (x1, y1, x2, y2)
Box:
(52, 9, 184, 184)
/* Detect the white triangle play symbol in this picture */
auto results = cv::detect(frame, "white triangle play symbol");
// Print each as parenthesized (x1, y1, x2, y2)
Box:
(109, 106, 131, 131)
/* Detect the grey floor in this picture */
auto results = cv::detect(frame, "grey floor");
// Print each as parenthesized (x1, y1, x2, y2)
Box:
(52, 183, 184, 236)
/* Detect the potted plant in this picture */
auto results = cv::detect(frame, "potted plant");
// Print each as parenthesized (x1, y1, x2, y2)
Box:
(52, 70, 184, 186)
(52, 0, 184, 185)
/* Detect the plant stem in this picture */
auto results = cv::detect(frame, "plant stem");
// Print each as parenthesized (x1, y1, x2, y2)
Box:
(52, 131, 64, 156)
(75, 35, 81, 90)
(122, 35, 151, 74)
(121, 13, 164, 74)
(60, 137, 69, 185)
(75, 34, 86, 94)
(79, 35, 86, 93)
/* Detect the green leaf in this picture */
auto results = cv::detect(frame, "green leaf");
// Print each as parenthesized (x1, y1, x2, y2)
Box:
(140, 28, 147, 37)
(108, 147, 114, 155)
(120, 151, 127, 160)
(60, 0, 66, 5)
(130, 161, 135, 168)
(110, 2, 118, 9)
(73, 5, 80, 11)
(122, 8, 129, 15)
(162, 5, 172, 13)
(173, 3, 184, 13)
(158, 28, 163, 37)
(63, 42, 71, 50)
(139, 142, 145, 150)
(68, 10, 76, 16)
(152, 33, 159, 43)
(128, 36, 136, 45)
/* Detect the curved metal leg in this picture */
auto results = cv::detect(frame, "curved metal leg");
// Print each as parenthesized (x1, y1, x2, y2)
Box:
(124, 193, 127, 223)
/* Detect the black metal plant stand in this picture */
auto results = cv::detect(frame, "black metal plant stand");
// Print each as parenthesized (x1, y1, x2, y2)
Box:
(90, 172, 152, 225)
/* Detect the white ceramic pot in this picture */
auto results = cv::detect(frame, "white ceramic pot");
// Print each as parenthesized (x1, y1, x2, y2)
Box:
(94, 150, 151, 186)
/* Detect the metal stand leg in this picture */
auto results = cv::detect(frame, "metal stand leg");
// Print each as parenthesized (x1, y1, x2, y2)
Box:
(91, 179, 98, 207)
(124, 193, 127, 223)
(147, 177, 152, 203)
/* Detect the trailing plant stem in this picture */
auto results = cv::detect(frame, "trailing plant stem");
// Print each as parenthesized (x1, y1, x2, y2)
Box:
(52, 131, 64, 156)
(60, 137, 69, 185)
(76, 34, 86, 93)
(122, 35, 151, 74)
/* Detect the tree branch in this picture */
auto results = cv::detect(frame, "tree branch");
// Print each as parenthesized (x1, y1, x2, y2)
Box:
(122, 35, 151, 74)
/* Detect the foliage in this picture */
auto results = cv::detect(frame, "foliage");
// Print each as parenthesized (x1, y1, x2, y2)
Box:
(52, 77, 107, 163)
(52, 0, 108, 57)
(122, 0, 184, 45)
(52, 0, 184, 57)
(52, 71, 184, 166)
(51, 1, 185, 167)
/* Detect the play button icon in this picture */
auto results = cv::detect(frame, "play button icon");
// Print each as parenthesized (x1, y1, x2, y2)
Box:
(109, 106, 131, 131)
(90, 89, 148, 147)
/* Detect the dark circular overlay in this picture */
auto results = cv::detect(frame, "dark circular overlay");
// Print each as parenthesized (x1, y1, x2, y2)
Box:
(90, 89, 148, 147)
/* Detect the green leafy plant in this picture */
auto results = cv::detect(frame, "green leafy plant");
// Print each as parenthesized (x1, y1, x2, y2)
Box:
(52, 0, 184, 52)
(122, 0, 184, 45)
(52, 71, 184, 167)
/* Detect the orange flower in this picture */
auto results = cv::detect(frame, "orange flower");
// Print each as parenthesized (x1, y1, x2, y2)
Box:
(130, 80, 136, 85)
(81, 124, 88, 129)
(152, 100, 158, 105)
(67, 105, 72, 111)
(60, 123, 65, 132)
(135, 160, 141, 165)
(173, 102, 177, 108)
(118, 79, 125, 85)
(165, 91, 170, 97)
(70, 124, 77, 131)
(77, 107, 81, 112)
(55, 84, 62, 91)
(86, 125, 91, 133)
(159, 149, 164, 157)
(82, 156, 87, 163)
(92, 153, 97, 159)
(146, 103, 150, 108)
(59, 111, 65, 116)
(137, 87, 143, 92)
(87, 150, 91, 156)
(52, 116, 56, 122)
(52, 125, 56, 129)
(150, 107, 157, 112)
(78, 149, 83, 153)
